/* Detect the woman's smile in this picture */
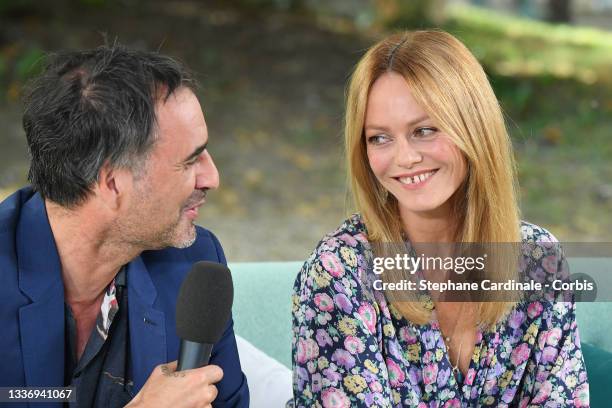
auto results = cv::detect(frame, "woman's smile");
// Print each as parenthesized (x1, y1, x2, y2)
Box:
(394, 169, 439, 188)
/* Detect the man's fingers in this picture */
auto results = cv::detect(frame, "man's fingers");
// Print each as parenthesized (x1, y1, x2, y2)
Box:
(165, 360, 178, 371)
(203, 384, 218, 403)
(198, 365, 224, 384)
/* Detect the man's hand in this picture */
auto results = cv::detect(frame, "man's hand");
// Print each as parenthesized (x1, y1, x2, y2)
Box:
(126, 361, 223, 408)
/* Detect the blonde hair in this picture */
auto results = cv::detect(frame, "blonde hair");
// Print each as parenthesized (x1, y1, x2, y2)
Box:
(345, 30, 521, 328)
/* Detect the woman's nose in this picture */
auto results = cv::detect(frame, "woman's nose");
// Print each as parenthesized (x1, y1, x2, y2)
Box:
(395, 136, 423, 168)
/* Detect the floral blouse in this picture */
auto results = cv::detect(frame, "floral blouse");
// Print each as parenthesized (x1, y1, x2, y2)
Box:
(291, 214, 589, 407)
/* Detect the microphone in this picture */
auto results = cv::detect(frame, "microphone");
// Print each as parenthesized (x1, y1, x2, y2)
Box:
(175, 261, 234, 371)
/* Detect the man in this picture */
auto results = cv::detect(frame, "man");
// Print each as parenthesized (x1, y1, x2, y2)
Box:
(0, 46, 249, 407)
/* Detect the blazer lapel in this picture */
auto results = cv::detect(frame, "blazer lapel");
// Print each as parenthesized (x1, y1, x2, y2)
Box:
(127, 256, 167, 392)
(16, 193, 65, 389)
(15, 192, 168, 394)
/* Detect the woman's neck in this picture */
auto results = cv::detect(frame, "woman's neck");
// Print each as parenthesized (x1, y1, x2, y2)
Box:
(399, 202, 458, 243)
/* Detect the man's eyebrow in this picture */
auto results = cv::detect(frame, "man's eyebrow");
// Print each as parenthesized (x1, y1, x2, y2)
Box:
(182, 143, 207, 163)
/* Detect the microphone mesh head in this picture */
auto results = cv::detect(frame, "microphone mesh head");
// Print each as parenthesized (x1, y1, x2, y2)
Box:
(175, 261, 234, 344)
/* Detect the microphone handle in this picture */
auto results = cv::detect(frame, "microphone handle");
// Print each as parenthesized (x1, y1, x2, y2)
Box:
(177, 340, 213, 371)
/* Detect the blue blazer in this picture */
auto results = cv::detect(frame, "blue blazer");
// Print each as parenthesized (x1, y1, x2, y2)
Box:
(0, 187, 249, 407)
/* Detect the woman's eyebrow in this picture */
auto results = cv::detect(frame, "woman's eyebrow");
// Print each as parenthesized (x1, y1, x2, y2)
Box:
(364, 115, 430, 132)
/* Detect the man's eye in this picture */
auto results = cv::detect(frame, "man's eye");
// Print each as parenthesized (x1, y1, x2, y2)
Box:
(413, 127, 437, 138)
(367, 135, 389, 145)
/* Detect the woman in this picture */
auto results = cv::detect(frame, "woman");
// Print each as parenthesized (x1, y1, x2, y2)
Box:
(291, 31, 589, 407)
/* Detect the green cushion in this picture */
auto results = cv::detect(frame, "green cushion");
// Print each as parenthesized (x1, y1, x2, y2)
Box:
(231, 261, 299, 369)
(570, 257, 612, 352)
(581, 342, 612, 407)
(575, 303, 612, 351)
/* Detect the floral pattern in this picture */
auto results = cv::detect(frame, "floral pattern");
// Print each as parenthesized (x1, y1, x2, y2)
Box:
(292, 214, 589, 407)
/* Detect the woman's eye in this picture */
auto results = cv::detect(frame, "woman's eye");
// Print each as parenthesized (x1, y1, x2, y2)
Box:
(367, 134, 389, 145)
(413, 127, 437, 138)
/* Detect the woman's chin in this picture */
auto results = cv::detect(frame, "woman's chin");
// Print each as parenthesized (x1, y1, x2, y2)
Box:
(398, 198, 452, 217)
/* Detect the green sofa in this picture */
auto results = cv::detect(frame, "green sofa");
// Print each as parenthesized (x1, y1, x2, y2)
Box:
(230, 262, 612, 407)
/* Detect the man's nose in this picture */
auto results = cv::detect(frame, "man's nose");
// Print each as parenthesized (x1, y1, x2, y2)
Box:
(195, 151, 220, 190)
(395, 136, 423, 168)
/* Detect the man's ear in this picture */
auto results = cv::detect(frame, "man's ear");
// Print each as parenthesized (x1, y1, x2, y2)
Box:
(96, 162, 132, 211)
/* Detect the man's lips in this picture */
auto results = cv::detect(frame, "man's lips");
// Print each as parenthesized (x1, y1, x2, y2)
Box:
(183, 202, 204, 220)
(182, 190, 208, 220)
(182, 194, 207, 221)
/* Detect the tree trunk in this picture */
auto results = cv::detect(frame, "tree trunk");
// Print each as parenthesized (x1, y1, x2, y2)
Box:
(547, 0, 572, 23)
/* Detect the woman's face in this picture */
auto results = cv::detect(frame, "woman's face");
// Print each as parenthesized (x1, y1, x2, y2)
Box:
(364, 72, 467, 216)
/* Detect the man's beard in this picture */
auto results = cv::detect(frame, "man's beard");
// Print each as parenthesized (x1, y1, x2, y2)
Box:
(120, 189, 207, 250)
(168, 219, 197, 249)
(152, 215, 196, 249)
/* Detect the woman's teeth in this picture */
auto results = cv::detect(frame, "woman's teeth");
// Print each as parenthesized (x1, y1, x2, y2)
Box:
(398, 170, 436, 185)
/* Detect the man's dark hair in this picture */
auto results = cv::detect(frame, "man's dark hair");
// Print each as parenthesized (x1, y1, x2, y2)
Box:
(22, 45, 196, 207)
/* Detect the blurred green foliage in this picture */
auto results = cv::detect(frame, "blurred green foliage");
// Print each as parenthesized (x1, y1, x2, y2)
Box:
(225, 0, 303, 12)
(445, 4, 612, 85)
(375, 0, 445, 28)
(0, 0, 34, 14)
(14, 47, 44, 79)
(0, 0, 113, 101)
(0, 45, 44, 102)
(0, 0, 111, 14)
